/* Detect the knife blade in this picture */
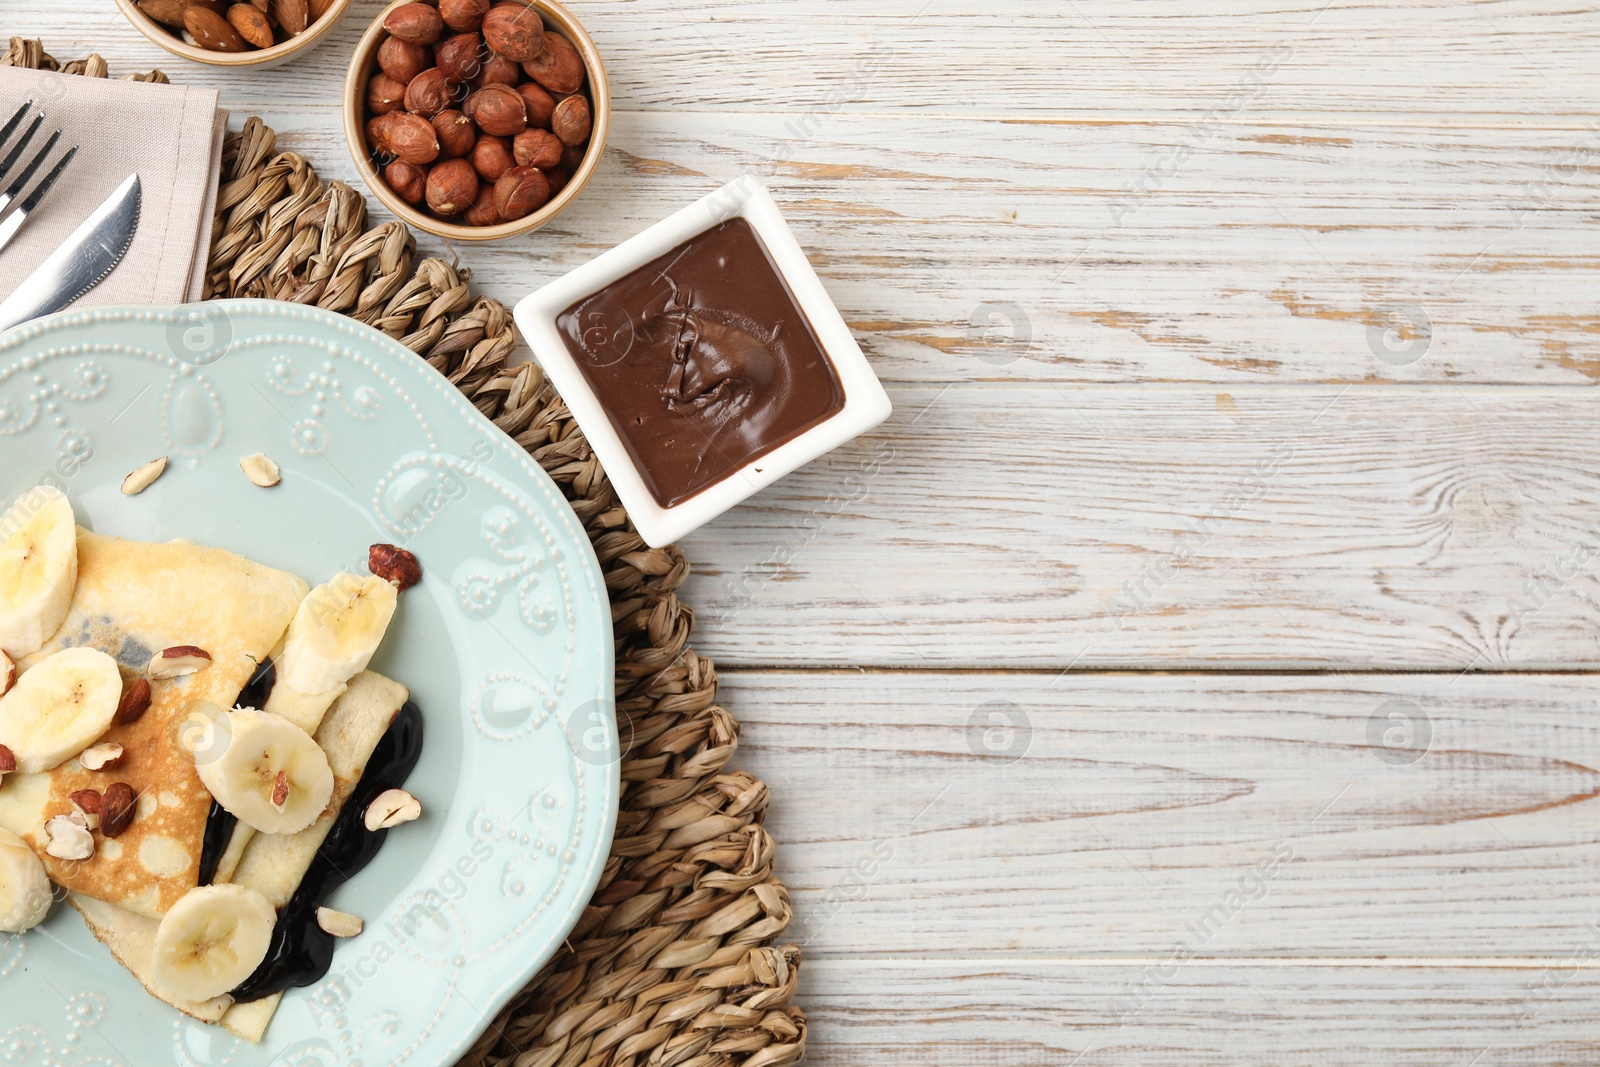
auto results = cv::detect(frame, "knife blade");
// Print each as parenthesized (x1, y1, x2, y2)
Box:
(0, 173, 141, 334)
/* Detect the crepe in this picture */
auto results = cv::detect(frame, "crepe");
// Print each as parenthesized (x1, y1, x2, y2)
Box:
(0, 530, 307, 917)
(71, 670, 410, 1033)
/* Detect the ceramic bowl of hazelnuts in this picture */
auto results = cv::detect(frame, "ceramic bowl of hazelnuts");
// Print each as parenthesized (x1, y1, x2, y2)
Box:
(115, 0, 353, 68)
(343, 0, 608, 241)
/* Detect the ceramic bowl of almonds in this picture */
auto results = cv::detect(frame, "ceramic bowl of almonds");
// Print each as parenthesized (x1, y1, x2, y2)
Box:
(115, 0, 353, 68)
(343, 0, 609, 241)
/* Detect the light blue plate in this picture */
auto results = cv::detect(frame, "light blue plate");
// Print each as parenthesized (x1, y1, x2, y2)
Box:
(0, 301, 618, 1066)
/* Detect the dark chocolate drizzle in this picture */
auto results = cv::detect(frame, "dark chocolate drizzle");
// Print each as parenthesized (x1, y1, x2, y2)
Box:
(230, 699, 424, 1002)
(196, 656, 276, 886)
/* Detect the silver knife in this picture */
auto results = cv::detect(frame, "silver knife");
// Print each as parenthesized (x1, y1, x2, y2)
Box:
(0, 173, 141, 334)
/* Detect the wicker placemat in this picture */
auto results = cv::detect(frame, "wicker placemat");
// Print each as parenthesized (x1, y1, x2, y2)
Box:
(3, 38, 807, 1067)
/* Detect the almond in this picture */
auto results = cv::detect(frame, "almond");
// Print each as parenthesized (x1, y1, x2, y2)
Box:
(240, 452, 282, 487)
(120, 456, 169, 496)
(368, 544, 423, 591)
(184, 6, 250, 51)
(316, 907, 365, 938)
(227, 3, 275, 47)
(137, 0, 188, 28)
(268, 0, 309, 35)
(364, 788, 422, 831)
(149, 645, 212, 679)
(114, 677, 152, 726)
(0, 743, 15, 774)
(272, 770, 290, 809)
(78, 742, 124, 772)
(100, 783, 137, 839)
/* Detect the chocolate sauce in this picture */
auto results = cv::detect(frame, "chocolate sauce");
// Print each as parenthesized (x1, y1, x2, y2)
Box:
(556, 217, 845, 508)
(231, 699, 424, 1002)
(197, 657, 277, 886)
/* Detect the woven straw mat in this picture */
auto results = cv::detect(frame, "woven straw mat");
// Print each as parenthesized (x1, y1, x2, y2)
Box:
(2, 37, 807, 1067)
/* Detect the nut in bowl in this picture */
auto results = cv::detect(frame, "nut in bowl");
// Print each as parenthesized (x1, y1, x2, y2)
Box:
(344, 0, 609, 241)
(114, 0, 353, 68)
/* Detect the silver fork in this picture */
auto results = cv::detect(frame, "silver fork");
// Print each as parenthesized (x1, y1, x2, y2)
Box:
(0, 100, 78, 256)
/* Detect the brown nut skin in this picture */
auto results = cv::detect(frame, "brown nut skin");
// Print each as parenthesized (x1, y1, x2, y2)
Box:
(404, 68, 455, 117)
(383, 1, 444, 43)
(550, 94, 591, 146)
(137, 0, 188, 28)
(426, 158, 480, 216)
(310, 0, 336, 19)
(470, 52, 521, 88)
(114, 677, 152, 726)
(560, 142, 586, 171)
(494, 166, 550, 220)
(439, 0, 491, 31)
(366, 72, 408, 115)
(100, 783, 137, 839)
(366, 112, 402, 157)
(227, 3, 274, 47)
(469, 135, 514, 181)
(385, 112, 442, 165)
(481, 3, 545, 61)
(513, 128, 563, 169)
(378, 36, 431, 83)
(269, 0, 309, 34)
(435, 32, 484, 83)
(543, 165, 568, 195)
(465, 83, 528, 137)
(385, 158, 428, 204)
(433, 110, 477, 158)
(369, 543, 424, 590)
(522, 33, 584, 94)
(69, 789, 102, 815)
(463, 183, 504, 226)
(184, 6, 250, 51)
(515, 81, 556, 129)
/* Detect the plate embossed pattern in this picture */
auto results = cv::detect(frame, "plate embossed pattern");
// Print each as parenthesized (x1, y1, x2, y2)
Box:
(0, 301, 617, 1067)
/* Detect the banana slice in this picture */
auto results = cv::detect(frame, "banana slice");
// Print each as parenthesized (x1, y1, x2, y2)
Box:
(152, 884, 277, 1003)
(191, 706, 334, 835)
(277, 573, 397, 695)
(0, 645, 122, 773)
(0, 826, 52, 932)
(0, 485, 78, 658)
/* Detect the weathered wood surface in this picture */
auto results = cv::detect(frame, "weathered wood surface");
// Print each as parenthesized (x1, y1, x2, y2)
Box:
(13, 1, 1600, 1062)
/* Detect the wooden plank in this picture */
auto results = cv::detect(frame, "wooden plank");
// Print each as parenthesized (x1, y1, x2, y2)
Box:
(798, 959, 1600, 1065)
(722, 669, 1600, 958)
(27, 1, 1600, 121)
(681, 384, 1600, 669)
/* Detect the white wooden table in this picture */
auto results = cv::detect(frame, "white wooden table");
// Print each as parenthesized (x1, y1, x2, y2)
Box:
(21, 1, 1600, 1061)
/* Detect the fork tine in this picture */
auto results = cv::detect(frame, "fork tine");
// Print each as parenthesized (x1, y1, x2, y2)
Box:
(0, 141, 75, 256)
(0, 114, 43, 189)
(0, 129, 61, 202)
(17, 145, 75, 216)
(0, 101, 34, 153)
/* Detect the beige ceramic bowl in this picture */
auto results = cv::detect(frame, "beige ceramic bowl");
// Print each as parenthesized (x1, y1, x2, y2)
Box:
(114, 0, 354, 69)
(344, 0, 609, 242)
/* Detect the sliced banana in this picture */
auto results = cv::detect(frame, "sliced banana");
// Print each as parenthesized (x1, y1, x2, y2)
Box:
(0, 826, 52, 932)
(192, 706, 334, 835)
(0, 485, 78, 658)
(0, 650, 13, 697)
(277, 573, 397, 695)
(0, 646, 122, 773)
(152, 884, 277, 1003)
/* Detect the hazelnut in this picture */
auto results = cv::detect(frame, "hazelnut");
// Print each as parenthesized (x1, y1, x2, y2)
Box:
(522, 32, 583, 94)
(368, 543, 424, 591)
(550, 94, 591, 146)
(515, 81, 556, 128)
(465, 82, 527, 137)
(469, 134, 514, 181)
(438, 0, 490, 31)
(367, 72, 408, 116)
(426, 158, 479, 215)
(385, 158, 428, 204)
(544, 164, 568, 194)
(513, 128, 563, 169)
(404, 67, 455, 117)
(386, 112, 442, 165)
(471, 52, 521, 88)
(226, 3, 275, 48)
(378, 36, 431, 83)
(100, 783, 137, 839)
(463, 183, 504, 226)
(383, 1, 444, 44)
(481, 2, 544, 62)
(494, 166, 550, 220)
(367, 112, 403, 158)
(435, 31, 484, 83)
(433, 110, 477, 158)
(561, 142, 586, 171)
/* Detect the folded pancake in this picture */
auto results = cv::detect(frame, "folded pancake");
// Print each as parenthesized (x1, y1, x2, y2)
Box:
(70, 671, 409, 1034)
(0, 530, 308, 917)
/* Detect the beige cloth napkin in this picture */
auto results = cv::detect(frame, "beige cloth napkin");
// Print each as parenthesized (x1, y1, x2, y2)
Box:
(0, 66, 225, 308)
